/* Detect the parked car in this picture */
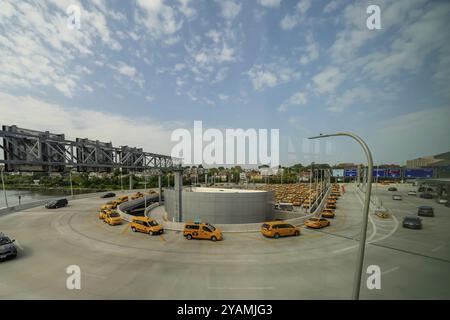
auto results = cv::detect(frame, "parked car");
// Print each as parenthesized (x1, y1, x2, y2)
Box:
(321, 209, 335, 218)
(420, 193, 433, 199)
(418, 206, 434, 217)
(437, 198, 448, 204)
(131, 217, 164, 235)
(304, 218, 330, 229)
(375, 209, 390, 219)
(184, 222, 222, 241)
(104, 211, 122, 226)
(116, 195, 129, 204)
(402, 216, 422, 229)
(388, 187, 397, 191)
(131, 192, 144, 200)
(392, 195, 402, 200)
(260, 221, 300, 238)
(407, 191, 417, 196)
(0, 233, 17, 261)
(45, 198, 68, 209)
(101, 192, 116, 198)
(100, 200, 118, 211)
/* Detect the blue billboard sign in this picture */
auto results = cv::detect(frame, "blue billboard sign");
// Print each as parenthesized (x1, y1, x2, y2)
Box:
(344, 168, 357, 177)
(373, 169, 387, 177)
(387, 169, 401, 178)
(404, 168, 434, 178)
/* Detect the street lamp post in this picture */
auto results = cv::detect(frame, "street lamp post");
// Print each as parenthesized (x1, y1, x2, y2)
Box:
(1, 166, 8, 208)
(309, 132, 373, 300)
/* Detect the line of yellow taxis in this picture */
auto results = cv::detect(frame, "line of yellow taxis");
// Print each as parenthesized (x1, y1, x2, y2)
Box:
(96, 185, 342, 241)
(303, 184, 341, 229)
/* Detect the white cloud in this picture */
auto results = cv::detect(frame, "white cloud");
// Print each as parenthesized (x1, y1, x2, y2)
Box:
(296, 0, 311, 14)
(178, 0, 196, 18)
(145, 95, 155, 102)
(312, 67, 345, 94)
(0, 0, 124, 98)
(0, 92, 179, 155)
(299, 33, 319, 65)
(136, 0, 182, 37)
(218, 0, 242, 20)
(280, 0, 310, 30)
(278, 91, 308, 112)
(280, 14, 299, 30)
(248, 63, 300, 91)
(115, 62, 136, 77)
(257, 0, 282, 8)
(323, 0, 340, 14)
(218, 94, 229, 101)
(326, 86, 372, 112)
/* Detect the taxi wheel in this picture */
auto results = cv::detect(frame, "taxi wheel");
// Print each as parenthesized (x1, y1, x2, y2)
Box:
(131, 227, 136, 232)
(274, 233, 280, 239)
(187, 234, 193, 240)
(211, 236, 217, 241)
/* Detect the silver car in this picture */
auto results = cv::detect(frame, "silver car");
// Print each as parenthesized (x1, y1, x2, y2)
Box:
(0, 233, 18, 261)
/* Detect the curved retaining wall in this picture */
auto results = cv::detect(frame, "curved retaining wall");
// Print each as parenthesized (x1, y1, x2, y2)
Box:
(165, 188, 275, 224)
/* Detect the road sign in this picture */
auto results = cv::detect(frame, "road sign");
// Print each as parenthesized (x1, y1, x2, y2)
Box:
(344, 168, 357, 177)
(404, 168, 434, 178)
(332, 169, 344, 177)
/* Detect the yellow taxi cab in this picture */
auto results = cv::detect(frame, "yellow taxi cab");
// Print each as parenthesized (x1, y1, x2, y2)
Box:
(131, 192, 144, 200)
(100, 200, 118, 211)
(184, 222, 222, 241)
(116, 195, 129, 204)
(99, 209, 110, 220)
(321, 209, 335, 218)
(130, 216, 164, 235)
(261, 221, 300, 238)
(327, 198, 337, 204)
(331, 190, 341, 197)
(304, 217, 330, 229)
(104, 210, 122, 226)
(326, 202, 336, 209)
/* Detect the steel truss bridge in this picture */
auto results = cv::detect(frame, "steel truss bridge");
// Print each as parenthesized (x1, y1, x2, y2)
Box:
(0, 125, 181, 173)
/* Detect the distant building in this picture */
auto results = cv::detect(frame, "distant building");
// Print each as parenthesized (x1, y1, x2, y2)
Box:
(406, 152, 450, 168)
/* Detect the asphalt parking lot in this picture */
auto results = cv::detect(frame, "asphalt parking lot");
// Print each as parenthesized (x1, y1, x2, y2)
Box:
(0, 184, 449, 299)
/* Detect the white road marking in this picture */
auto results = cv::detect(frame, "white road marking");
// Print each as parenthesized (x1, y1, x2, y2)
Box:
(333, 244, 358, 254)
(84, 272, 108, 280)
(381, 266, 399, 275)
(431, 245, 445, 252)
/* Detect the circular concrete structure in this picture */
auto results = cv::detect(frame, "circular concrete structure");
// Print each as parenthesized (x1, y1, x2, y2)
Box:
(164, 187, 275, 224)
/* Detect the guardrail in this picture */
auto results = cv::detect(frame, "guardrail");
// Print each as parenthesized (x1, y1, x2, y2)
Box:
(0, 191, 111, 217)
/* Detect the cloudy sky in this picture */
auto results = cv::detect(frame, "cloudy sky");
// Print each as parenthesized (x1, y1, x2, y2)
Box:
(0, 0, 449, 167)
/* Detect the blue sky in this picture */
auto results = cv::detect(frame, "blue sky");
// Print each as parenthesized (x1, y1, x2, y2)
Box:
(0, 0, 449, 167)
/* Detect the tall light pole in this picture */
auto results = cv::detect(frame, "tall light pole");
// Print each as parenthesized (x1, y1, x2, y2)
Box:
(69, 168, 74, 198)
(309, 132, 373, 300)
(1, 165, 8, 208)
